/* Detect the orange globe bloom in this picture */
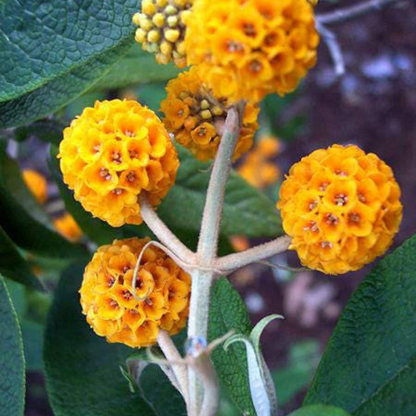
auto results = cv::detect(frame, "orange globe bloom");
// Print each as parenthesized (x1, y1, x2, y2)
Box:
(23, 169, 48, 204)
(133, 0, 193, 68)
(184, 0, 319, 103)
(59, 100, 179, 227)
(160, 66, 259, 161)
(80, 238, 191, 348)
(53, 213, 83, 242)
(278, 145, 402, 275)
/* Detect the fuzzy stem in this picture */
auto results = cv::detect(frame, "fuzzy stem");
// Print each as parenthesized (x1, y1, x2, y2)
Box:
(187, 103, 245, 416)
(216, 235, 292, 274)
(197, 104, 244, 260)
(139, 196, 196, 262)
(317, 0, 407, 25)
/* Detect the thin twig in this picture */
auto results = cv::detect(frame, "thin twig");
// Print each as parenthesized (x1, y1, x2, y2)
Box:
(317, 0, 408, 25)
(316, 21, 345, 77)
(139, 195, 196, 262)
(215, 236, 292, 274)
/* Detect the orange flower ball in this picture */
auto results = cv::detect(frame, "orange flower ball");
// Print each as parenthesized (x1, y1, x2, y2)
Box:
(161, 66, 259, 161)
(80, 238, 191, 348)
(184, 0, 319, 103)
(277, 145, 403, 275)
(59, 100, 179, 227)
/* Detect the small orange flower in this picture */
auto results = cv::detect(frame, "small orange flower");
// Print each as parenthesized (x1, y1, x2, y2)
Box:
(278, 144, 402, 275)
(161, 66, 259, 161)
(23, 169, 48, 204)
(59, 100, 179, 227)
(80, 238, 191, 348)
(185, 0, 319, 102)
(53, 213, 83, 242)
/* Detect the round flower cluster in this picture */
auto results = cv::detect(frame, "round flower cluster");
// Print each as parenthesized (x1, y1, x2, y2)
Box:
(80, 238, 191, 348)
(23, 169, 48, 204)
(278, 145, 402, 275)
(238, 136, 281, 189)
(133, 0, 193, 68)
(184, 0, 319, 103)
(59, 100, 179, 227)
(53, 213, 83, 242)
(160, 67, 259, 161)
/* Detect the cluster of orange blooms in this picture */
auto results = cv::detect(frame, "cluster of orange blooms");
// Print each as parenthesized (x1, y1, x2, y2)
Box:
(59, 100, 179, 227)
(184, 0, 319, 103)
(80, 238, 191, 348)
(278, 145, 403, 274)
(238, 136, 281, 188)
(161, 66, 259, 161)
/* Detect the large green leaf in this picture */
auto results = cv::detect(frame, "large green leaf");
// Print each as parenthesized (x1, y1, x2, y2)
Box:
(209, 278, 256, 416)
(0, 0, 138, 128)
(0, 275, 25, 416)
(289, 405, 350, 416)
(94, 44, 181, 91)
(139, 365, 187, 416)
(0, 226, 44, 291)
(305, 234, 416, 415)
(0, 151, 87, 259)
(44, 264, 156, 416)
(159, 147, 283, 238)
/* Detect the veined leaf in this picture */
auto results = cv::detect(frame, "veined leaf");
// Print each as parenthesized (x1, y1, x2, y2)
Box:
(209, 278, 256, 416)
(0, 0, 138, 128)
(0, 275, 25, 416)
(305, 234, 416, 416)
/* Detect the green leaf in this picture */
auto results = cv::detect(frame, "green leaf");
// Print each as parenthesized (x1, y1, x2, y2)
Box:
(0, 0, 138, 128)
(0, 151, 88, 259)
(305, 234, 416, 415)
(14, 119, 66, 146)
(0, 275, 25, 416)
(44, 264, 156, 416)
(159, 147, 283, 238)
(93, 44, 181, 91)
(209, 278, 256, 416)
(139, 365, 187, 416)
(0, 225, 45, 291)
(21, 319, 44, 372)
(288, 404, 350, 416)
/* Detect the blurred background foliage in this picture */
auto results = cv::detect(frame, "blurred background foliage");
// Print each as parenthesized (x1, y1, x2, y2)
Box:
(1, 0, 416, 415)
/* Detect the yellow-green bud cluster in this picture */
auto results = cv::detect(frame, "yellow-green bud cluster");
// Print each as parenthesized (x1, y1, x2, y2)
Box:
(133, 0, 193, 68)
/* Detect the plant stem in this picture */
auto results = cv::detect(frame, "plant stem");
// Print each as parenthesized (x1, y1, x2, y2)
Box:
(187, 103, 245, 416)
(216, 235, 292, 274)
(197, 104, 244, 260)
(157, 330, 189, 404)
(139, 196, 196, 262)
(317, 0, 406, 25)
